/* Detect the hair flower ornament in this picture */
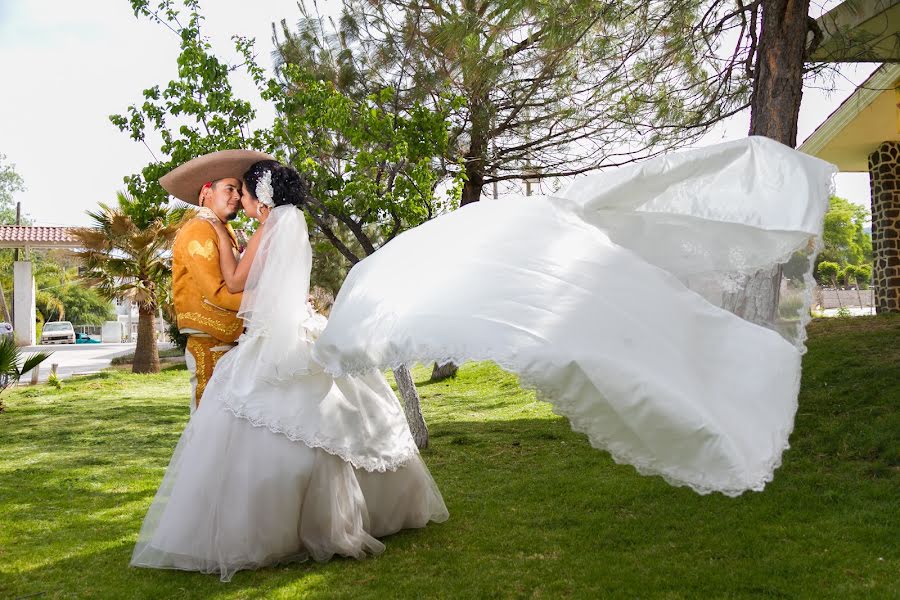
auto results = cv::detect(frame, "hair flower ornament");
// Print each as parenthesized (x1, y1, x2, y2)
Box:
(256, 170, 275, 208)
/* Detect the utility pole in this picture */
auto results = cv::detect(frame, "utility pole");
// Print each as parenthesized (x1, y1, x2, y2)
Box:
(14, 202, 20, 262)
(9, 202, 22, 326)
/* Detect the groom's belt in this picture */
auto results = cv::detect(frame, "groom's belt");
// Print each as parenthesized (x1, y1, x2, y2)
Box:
(181, 330, 238, 352)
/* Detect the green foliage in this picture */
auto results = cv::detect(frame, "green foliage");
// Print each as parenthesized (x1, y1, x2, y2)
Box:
(0, 152, 29, 225)
(57, 285, 115, 327)
(111, 0, 274, 207)
(166, 319, 188, 354)
(46, 372, 63, 390)
(817, 261, 840, 287)
(261, 70, 463, 262)
(32, 258, 73, 323)
(842, 264, 872, 290)
(72, 192, 189, 312)
(35, 291, 65, 323)
(820, 196, 872, 271)
(855, 264, 872, 287)
(279, 0, 750, 201)
(309, 229, 352, 296)
(0, 335, 51, 407)
(816, 197, 873, 288)
(782, 250, 813, 281)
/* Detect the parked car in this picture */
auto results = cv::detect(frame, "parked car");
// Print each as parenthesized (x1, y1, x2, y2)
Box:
(75, 332, 100, 344)
(41, 321, 75, 344)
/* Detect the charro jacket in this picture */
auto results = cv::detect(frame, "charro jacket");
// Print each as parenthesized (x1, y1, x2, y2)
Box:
(172, 212, 244, 343)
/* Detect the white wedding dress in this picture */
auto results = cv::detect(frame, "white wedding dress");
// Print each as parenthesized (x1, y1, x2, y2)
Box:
(131, 207, 448, 582)
(313, 137, 836, 498)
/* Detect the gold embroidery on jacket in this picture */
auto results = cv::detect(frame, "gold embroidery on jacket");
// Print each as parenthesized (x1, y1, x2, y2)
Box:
(187, 239, 216, 260)
(178, 312, 242, 336)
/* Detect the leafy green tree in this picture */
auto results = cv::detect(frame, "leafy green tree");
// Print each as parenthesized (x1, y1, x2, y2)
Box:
(821, 196, 872, 269)
(72, 192, 190, 374)
(58, 285, 115, 327)
(260, 72, 462, 265)
(33, 259, 73, 324)
(0, 153, 28, 225)
(817, 261, 840, 289)
(111, 0, 274, 208)
(0, 154, 27, 323)
(35, 291, 65, 324)
(279, 0, 749, 204)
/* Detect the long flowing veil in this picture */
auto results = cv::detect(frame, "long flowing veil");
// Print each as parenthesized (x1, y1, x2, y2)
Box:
(312, 137, 836, 496)
(218, 204, 419, 472)
(236, 205, 321, 379)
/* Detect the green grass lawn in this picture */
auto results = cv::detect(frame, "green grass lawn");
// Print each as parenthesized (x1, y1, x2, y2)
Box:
(1, 317, 898, 599)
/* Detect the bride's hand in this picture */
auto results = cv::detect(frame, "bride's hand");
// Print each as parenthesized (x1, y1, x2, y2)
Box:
(257, 204, 271, 224)
(210, 220, 231, 243)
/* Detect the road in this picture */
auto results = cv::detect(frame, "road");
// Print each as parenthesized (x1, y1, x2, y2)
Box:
(20, 342, 176, 383)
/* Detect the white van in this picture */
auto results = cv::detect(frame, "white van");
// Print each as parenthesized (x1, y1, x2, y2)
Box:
(41, 321, 76, 344)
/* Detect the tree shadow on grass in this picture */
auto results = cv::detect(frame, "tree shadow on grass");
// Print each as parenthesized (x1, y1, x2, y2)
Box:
(4, 333, 899, 599)
(4, 411, 898, 599)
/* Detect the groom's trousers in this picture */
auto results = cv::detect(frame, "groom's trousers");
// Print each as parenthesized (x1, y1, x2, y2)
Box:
(185, 334, 237, 414)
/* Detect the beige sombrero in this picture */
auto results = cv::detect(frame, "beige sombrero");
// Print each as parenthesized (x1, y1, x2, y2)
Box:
(159, 149, 275, 205)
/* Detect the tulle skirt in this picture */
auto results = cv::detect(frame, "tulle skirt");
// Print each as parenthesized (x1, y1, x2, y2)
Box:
(130, 381, 448, 582)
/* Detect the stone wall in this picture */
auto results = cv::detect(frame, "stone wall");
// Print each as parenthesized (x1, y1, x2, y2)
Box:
(868, 141, 900, 313)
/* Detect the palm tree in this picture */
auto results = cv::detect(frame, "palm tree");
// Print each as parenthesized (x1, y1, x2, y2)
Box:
(72, 192, 191, 374)
(0, 336, 51, 411)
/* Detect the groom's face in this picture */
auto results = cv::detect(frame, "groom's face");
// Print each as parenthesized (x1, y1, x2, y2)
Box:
(201, 178, 243, 222)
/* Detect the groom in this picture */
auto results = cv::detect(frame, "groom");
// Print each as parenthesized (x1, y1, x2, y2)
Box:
(160, 149, 273, 412)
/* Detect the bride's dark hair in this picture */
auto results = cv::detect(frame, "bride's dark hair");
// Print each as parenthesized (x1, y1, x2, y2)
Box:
(243, 160, 312, 208)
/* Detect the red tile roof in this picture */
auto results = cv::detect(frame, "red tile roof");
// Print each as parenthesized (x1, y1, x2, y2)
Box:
(0, 226, 79, 247)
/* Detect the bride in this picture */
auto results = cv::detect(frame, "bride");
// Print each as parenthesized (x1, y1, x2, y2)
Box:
(130, 160, 448, 582)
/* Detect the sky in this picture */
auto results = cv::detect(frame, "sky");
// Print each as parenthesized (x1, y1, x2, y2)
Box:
(0, 0, 882, 227)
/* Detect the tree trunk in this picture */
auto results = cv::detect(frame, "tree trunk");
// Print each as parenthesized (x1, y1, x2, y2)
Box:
(133, 305, 160, 374)
(430, 361, 458, 381)
(749, 0, 809, 147)
(393, 365, 428, 449)
(461, 95, 491, 206)
(726, 0, 810, 326)
(461, 165, 485, 205)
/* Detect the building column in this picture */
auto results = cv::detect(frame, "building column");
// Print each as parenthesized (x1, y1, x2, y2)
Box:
(13, 261, 36, 346)
(868, 142, 900, 314)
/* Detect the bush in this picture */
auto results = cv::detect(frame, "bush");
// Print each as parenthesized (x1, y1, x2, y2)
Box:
(817, 261, 840, 286)
(840, 265, 856, 287)
(166, 320, 188, 354)
(46, 373, 62, 389)
(855, 264, 872, 290)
